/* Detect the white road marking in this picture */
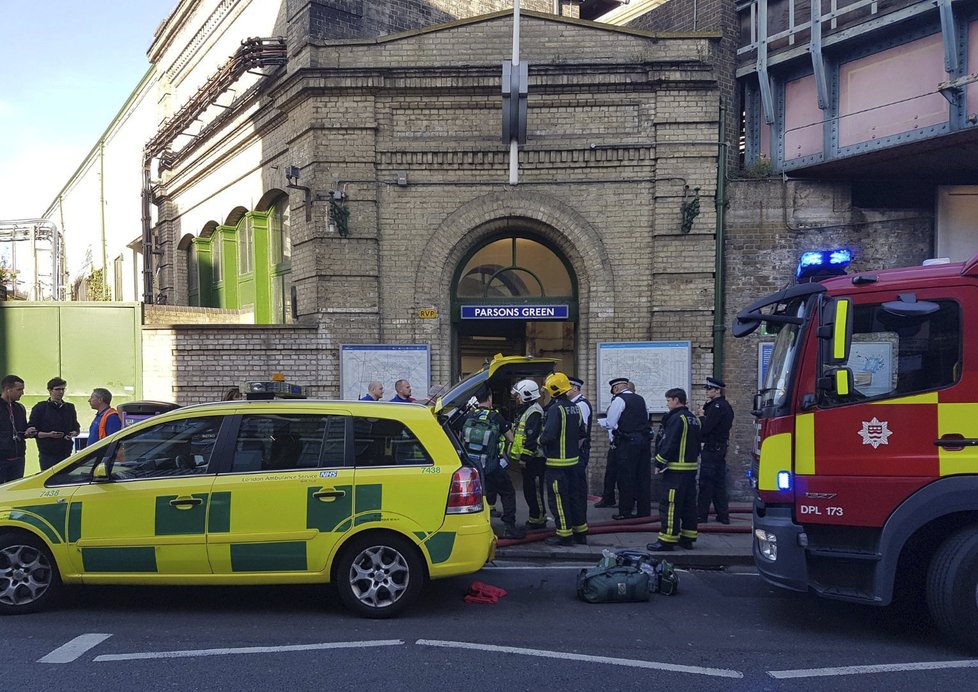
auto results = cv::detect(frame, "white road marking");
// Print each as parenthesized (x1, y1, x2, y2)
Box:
(417, 639, 743, 678)
(768, 659, 978, 679)
(94, 639, 404, 662)
(39, 633, 113, 664)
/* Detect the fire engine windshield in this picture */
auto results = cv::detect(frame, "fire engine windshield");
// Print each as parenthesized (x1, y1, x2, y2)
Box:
(760, 298, 808, 410)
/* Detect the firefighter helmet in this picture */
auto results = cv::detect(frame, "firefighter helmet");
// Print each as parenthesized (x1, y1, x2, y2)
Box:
(545, 372, 572, 396)
(511, 379, 541, 403)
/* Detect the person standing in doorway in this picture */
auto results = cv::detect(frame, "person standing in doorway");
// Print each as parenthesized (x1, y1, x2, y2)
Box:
(390, 380, 415, 403)
(360, 381, 384, 401)
(0, 375, 31, 483)
(88, 388, 122, 442)
(28, 377, 80, 470)
(698, 377, 735, 524)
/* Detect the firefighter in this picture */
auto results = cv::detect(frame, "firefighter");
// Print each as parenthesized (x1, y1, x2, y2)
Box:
(647, 387, 701, 551)
(697, 377, 734, 524)
(567, 376, 592, 539)
(510, 378, 548, 530)
(540, 372, 587, 546)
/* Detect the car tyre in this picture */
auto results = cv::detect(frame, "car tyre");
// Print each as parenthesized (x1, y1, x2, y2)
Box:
(335, 533, 424, 619)
(0, 532, 62, 615)
(926, 524, 978, 653)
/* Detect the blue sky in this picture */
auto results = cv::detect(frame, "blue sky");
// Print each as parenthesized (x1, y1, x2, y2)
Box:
(0, 1, 175, 220)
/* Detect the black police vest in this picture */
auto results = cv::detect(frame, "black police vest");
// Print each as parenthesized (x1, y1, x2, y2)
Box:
(616, 393, 648, 434)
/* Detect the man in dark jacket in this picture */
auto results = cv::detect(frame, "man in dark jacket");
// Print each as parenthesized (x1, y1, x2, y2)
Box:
(647, 388, 701, 551)
(697, 377, 735, 524)
(28, 377, 80, 471)
(0, 374, 31, 483)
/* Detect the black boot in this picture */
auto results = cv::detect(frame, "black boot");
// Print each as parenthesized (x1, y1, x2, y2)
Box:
(573, 533, 588, 545)
(646, 540, 675, 551)
(678, 537, 695, 549)
(502, 523, 526, 539)
(544, 535, 573, 546)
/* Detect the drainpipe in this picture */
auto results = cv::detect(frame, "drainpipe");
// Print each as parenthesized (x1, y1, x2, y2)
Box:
(712, 99, 728, 380)
(141, 155, 154, 304)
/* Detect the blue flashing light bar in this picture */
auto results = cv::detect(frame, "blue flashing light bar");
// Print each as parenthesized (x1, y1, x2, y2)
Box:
(796, 248, 852, 282)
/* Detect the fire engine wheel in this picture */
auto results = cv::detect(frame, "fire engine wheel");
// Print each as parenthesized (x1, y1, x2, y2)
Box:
(926, 525, 978, 652)
(334, 534, 424, 619)
(0, 532, 62, 615)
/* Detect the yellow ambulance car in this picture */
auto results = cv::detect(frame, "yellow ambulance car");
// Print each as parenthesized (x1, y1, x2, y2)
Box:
(0, 356, 555, 618)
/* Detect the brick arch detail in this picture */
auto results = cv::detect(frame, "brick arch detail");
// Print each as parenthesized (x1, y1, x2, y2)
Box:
(414, 189, 616, 385)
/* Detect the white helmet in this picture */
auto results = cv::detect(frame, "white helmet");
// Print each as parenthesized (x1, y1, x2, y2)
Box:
(512, 379, 541, 403)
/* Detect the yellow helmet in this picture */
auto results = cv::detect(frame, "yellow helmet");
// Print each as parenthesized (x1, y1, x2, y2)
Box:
(545, 372, 572, 396)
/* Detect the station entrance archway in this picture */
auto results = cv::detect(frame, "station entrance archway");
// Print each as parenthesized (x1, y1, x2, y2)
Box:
(451, 232, 578, 379)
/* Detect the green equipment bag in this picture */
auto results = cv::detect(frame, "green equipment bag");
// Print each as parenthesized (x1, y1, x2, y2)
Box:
(576, 553, 652, 603)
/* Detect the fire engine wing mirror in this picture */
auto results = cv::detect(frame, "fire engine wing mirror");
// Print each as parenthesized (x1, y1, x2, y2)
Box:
(817, 298, 853, 366)
(882, 293, 940, 317)
(818, 367, 854, 397)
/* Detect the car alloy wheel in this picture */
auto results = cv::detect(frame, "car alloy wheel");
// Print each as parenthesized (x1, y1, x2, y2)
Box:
(0, 534, 61, 614)
(336, 534, 423, 618)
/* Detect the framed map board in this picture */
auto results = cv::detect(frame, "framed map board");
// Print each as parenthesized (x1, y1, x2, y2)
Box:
(597, 341, 691, 413)
(340, 345, 430, 402)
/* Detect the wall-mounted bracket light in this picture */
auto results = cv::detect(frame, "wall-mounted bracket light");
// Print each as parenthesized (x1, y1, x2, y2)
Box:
(328, 188, 350, 237)
(285, 165, 312, 222)
(680, 185, 701, 234)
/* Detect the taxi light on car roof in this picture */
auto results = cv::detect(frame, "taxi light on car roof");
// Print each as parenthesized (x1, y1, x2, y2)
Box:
(777, 470, 791, 490)
(796, 249, 852, 282)
(446, 466, 484, 514)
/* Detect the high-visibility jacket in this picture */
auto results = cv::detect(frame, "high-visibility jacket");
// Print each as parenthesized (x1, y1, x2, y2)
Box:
(510, 402, 544, 459)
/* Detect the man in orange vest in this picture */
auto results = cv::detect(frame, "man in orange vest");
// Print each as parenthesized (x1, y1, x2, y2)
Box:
(88, 388, 122, 442)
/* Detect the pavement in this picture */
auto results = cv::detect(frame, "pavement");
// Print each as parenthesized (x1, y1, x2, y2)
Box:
(490, 496, 755, 569)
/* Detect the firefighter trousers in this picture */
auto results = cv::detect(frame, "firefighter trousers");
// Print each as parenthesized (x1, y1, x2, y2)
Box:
(522, 457, 548, 527)
(569, 445, 589, 535)
(658, 469, 698, 544)
(485, 465, 518, 526)
(546, 465, 587, 537)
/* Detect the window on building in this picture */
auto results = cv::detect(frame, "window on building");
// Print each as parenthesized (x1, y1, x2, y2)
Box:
(187, 243, 200, 306)
(213, 234, 223, 284)
(456, 235, 574, 299)
(269, 197, 293, 324)
(238, 215, 254, 275)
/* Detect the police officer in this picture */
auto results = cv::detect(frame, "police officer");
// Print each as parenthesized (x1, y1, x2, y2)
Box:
(605, 377, 651, 519)
(510, 378, 547, 530)
(698, 377, 735, 524)
(540, 372, 586, 546)
(568, 376, 592, 540)
(648, 388, 701, 551)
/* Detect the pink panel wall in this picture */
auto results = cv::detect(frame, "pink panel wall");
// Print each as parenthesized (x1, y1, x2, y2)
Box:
(838, 33, 948, 147)
(968, 20, 978, 119)
(784, 74, 823, 160)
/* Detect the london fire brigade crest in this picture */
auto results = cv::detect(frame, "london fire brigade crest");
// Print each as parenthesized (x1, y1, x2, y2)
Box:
(858, 417, 892, 449)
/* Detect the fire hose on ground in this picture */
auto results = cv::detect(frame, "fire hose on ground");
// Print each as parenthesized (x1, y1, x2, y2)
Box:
(496, 506, 753, 547)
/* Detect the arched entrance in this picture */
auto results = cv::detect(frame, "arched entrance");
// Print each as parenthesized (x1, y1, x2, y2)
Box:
(451, 232, 578, 378)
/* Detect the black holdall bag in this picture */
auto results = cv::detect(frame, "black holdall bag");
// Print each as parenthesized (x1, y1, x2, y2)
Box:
(576, 550, 653, 603)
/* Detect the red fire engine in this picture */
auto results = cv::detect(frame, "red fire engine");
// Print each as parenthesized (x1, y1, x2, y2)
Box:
(735, 250, 978, 649)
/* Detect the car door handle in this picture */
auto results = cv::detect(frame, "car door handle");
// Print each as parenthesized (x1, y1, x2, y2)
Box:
(169, 497, 204, 509)
(313, 489, 346, 501)
(934, 434, 978, 451)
